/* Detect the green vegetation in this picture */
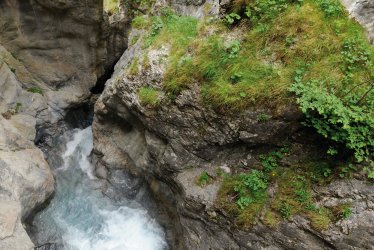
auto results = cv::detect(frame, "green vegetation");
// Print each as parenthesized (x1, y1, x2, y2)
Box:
(141, 0, 372, 114)
(103, 0, 119, 14)
(338, 163, 357, 178)
(218, 148, 285, 228)
(234, 170, 268, 210)
(332, 204, 352, 219)
(218, 147, 356, 230)
(15, 102, 22, 113)
(263, 210, 280, 228)
(130, 35, 140, 46)
(257, 113, 271, 122)
(224, 13, 241, 25)
(340, 206, 352, 219)
(290, 39, 373, 164)
(27, 87, 43, 95)
(138, 87, 163, 107)
(132, 15, 150, 29)
(128, 57, 140, 76)
(134, 0, 373, 172)
(127, 0, 370, 232)
(197, 171, 212, 187)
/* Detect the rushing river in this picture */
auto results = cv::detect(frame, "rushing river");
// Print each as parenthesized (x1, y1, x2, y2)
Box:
(30, 127, 167, 250)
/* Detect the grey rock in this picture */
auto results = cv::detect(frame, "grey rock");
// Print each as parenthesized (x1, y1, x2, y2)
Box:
(340, 0, 374, 44)
(0, 0, 111, 123)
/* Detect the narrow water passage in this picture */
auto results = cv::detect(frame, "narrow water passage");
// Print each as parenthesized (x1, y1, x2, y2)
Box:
(31, 127, 167, 250)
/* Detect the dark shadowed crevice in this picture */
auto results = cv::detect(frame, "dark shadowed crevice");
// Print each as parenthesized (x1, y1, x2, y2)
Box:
(90, 61, 116, 94)
(64, 102, 94, 129)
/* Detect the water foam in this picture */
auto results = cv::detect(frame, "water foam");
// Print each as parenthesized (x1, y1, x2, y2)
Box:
(32, 127, 167, 250)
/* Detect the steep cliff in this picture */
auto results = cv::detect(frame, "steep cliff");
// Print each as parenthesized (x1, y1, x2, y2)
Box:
(0, 0, 116, 248)
(93, 0, 374, 249)
(0, 44, 54, 250)
(0, 0, 107, 121)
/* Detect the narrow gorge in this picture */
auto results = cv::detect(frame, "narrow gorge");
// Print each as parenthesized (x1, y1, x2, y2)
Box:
(0, 0, 373, 249)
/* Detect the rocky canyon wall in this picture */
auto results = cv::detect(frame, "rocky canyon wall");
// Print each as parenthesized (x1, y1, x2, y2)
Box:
(93, 0, 374, 249)
(0, 0, 373, 249)
(0, 0, 112, 249)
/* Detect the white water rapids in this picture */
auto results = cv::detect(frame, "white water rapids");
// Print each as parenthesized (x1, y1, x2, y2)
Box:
(31, 127, 167, 250)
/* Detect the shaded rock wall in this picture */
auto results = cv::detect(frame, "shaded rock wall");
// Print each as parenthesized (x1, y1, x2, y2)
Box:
(0, 0, 123, 249)
(0, 45, 54, 250)
(0, 0, 105, 121)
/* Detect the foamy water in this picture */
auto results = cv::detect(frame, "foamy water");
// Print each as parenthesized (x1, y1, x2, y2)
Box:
(32, 127, 167, 250)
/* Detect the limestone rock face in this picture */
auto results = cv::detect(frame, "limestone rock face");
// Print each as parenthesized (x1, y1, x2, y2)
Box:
(0, 0, 105, 120)
(0, 0, 110, 245)
(0, 46, 54, 249)
(93, 2, 374, 249)
(340, 0, 374, 43)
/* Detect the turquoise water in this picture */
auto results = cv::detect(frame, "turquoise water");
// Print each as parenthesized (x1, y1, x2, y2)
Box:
(31, 127, 167, 250)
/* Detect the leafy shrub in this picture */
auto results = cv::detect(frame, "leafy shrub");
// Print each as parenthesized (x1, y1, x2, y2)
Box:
(338, 164, 357, 178)
(224, 40, 241, 59)
(316, 0, 344, 17)
(224, 13, 241, 25)
(291, 78, 373, 163)
(291, 37, 374, 164)
(365, 163, 374, 179)
(259, 155, 278, 172)
(279, 202, 292, 219)
(234, 170, 268, 209)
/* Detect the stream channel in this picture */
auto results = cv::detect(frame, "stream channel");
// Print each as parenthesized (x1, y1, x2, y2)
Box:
(28, 126, 167, 250)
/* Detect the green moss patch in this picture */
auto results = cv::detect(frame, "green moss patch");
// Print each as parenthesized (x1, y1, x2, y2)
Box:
(138, 87, 163, 107)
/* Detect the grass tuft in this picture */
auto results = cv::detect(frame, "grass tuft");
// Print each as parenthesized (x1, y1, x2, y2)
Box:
(27, 86, 43, 95)
(138, 87, 163, 107)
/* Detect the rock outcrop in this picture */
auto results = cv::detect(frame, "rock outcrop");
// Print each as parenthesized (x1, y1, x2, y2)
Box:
(0, 0, 120, 248)
(0, 46, 54, 250)
(341, 0, 374, 44)
(0, 0, 105, 122)
(93, 1, 374, 249)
